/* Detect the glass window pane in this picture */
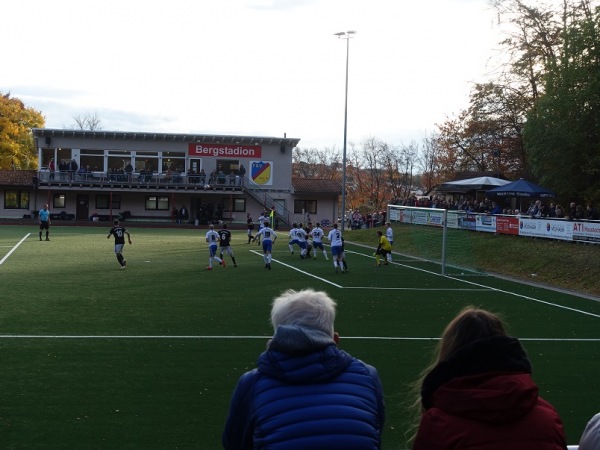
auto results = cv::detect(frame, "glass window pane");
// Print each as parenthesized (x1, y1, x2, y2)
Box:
(157, 197, 169, 210)
(233, 198, 245, 212)
(4, 191, 18, 208)
(145, 196, 157, 210)
(20, 191, 30, 209)
(96, 195, 109, 209)
(53, 194, 66, 208)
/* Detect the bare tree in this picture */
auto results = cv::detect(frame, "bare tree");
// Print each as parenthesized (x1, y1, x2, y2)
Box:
(72, 112, 103, 130)
(292, 146, 341, 179)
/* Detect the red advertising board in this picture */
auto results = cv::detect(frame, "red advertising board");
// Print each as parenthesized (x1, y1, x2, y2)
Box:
(188, 143, 262, 158)
(495, 216, 519, 235)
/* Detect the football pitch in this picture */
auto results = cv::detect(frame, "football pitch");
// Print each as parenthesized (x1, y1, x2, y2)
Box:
(0, 224, 598, 449)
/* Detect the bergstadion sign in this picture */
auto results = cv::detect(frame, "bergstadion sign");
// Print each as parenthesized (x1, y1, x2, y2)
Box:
(188, 143, 262, 158)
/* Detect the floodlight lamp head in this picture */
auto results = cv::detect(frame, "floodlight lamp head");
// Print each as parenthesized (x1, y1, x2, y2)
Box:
(347, 30, 357, 35)
(334, 32, 345, 36)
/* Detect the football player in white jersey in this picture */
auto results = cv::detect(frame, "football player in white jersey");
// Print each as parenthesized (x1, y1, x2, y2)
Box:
(326, 223, 346, 273)
(310, 223, 328, 260)
(294, 224, 308, 259)
(253, 221, 277, 269)
(205, 224, 226, 270)
(385, 222, 394, 262)
(288, 223, 299, 255)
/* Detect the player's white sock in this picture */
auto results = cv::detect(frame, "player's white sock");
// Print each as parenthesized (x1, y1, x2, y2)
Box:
(289, 244, 293, 252)
(323, 250, 328, 260)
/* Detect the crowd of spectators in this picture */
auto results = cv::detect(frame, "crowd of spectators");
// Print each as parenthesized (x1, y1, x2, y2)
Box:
(390, 195, 599, 220)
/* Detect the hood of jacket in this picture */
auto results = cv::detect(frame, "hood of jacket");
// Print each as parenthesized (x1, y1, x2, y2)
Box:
(257, 324, 353, 384)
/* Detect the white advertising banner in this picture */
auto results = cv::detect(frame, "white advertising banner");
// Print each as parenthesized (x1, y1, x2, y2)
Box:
(572, 221, 600, 242)
(518, 218, 573, 241)
(475, 215, 497, 233)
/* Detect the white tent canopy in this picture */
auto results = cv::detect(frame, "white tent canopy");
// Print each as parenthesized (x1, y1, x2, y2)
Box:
(435, 177, 511, 195)
(441, 176, 511, 188)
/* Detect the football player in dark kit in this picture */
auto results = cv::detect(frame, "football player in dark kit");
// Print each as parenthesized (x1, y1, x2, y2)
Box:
(246, 213, 254, 244)
(218, 224, 238, 267)
(107, 220, 132, 269)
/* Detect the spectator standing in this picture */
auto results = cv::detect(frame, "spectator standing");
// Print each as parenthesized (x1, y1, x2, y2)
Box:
(238, 164, 246, 185)
(410, 306, 567, 450)
(587, 204, 599, 221)
(125, 162, 133, 182)
(489, 202, 503, 215)
(48, 158, 55, 180)
(38, 204, 51, 241)
(179, 205, 189, 224)
(222, 288, 385, 450)
(569, 202, 578, 220)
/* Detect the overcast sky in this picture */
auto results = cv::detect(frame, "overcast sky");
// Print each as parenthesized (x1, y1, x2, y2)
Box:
(2, 0, 503, 149)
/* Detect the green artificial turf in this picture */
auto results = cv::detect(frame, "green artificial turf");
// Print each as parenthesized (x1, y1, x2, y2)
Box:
(0, 224, 598, 449)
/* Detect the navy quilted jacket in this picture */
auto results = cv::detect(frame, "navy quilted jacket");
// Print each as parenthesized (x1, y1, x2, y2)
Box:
(222, 325, 385, 450)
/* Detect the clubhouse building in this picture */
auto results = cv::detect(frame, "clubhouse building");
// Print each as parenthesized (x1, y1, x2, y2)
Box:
(0, 128, 341, 227)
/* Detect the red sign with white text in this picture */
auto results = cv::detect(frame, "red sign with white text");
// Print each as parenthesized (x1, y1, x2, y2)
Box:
(495, 216, 519, 235)
(188, 143, 262, 158)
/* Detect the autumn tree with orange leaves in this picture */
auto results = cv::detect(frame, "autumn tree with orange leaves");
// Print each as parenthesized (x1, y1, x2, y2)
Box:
(0, 92, 45, 170)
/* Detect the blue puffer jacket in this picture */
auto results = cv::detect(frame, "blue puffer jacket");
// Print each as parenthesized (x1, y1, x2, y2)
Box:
(222, 325, 385, 450)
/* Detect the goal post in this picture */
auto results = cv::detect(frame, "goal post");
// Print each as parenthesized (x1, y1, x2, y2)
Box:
(387, 205, 482, 276)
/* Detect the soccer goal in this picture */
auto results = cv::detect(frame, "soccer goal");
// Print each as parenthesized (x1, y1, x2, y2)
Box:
(387, 205, 484, 276)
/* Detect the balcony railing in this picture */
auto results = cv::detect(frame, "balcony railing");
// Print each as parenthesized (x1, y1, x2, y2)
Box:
(36, 170, 244, 191)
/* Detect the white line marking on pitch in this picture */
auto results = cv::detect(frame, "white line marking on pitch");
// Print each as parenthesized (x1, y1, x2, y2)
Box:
(249, 250, 343, 288)
(0, 335, 599, 342)
(0, 234, 31, 265)
(345, 246, 600, 319)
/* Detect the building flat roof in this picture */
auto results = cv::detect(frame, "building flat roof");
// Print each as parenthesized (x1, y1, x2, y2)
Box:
(32, 128, 301, 147)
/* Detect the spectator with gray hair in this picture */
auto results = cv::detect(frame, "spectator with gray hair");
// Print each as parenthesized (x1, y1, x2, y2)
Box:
(579, 413, 600, 450)
(222, 288, 385, 450)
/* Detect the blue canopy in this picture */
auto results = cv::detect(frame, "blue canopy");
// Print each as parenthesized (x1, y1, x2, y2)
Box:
(486, 178, 556, 198)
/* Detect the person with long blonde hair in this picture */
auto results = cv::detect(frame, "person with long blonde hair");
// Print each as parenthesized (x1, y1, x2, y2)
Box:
(410, 307, 567, 450)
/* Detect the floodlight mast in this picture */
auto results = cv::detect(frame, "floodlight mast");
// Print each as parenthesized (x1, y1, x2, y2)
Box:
(334, 30, 356, 232)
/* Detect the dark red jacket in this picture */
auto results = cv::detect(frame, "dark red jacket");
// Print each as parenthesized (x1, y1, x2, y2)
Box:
(413, 336, 567, 450)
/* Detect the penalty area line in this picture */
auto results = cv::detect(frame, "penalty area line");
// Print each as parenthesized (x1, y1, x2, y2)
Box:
(0, 233, 31, 265)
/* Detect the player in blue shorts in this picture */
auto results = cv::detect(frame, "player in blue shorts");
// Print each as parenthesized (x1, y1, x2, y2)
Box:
(327, 223, 346, 273)
(310, 223, 328, 260)
(294, 223, 309, 259)
(205, 224, 226, 270)
(288, 223, 299, 255)
(253, 221, 277, 269)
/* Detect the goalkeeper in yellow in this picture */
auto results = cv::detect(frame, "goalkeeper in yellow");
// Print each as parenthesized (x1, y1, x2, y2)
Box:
(374, 230, 392, 266)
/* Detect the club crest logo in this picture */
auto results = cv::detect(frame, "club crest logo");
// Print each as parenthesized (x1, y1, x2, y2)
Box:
(251, 161, 272, 185)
